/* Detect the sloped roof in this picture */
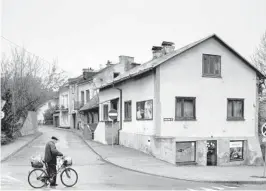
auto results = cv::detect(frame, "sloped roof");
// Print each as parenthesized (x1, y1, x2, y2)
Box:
(99, 34, 265, 89)
(80, 95, 99, 111)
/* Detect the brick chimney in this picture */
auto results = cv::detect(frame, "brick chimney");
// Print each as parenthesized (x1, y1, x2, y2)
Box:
(83, 68, 95, 80)
(119, 55, 135, 71)
(152, 46, 163, 59)
(161, 41, 175, 54)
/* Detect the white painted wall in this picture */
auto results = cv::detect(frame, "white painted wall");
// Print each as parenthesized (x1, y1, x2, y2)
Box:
(59, 87, 70, 127)
(159, 38, 257, 138)
(119, 73, 155, 135)
(94, 122, 107, 144)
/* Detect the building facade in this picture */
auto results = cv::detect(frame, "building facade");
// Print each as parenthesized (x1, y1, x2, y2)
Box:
(97, 34, 265, 166)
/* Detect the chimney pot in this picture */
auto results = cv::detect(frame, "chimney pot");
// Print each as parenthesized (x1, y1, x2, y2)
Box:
(152, 46, 163, 59)
(161, 41, 175, 54)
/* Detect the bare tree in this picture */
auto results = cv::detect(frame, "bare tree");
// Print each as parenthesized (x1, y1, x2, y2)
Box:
(1, 48, 67, 138)
(252, 31, 266, 94)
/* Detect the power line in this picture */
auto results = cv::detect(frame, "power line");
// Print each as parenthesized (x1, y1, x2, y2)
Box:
(1, 36, 53, 65)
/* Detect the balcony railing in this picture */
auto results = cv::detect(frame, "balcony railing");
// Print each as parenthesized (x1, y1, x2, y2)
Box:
(74, 101, 84, 110)
(60, 105, 69, 111)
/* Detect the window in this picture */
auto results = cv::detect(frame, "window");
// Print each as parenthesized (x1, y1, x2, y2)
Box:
(230, 141, 244, 161)
(81, 91, 84, 106)
(175, 97, 196, 120)
(113, 72, 120, 78)
(227, 99, 244, 120)
(202, 54, 221, 77)
(136, 100, 153, 120)
(72, 85, 75, 94)
(124, 101, 132, 121)
(86, 90, 90, 103)
(103, 104, 109, 121)
(176, 142, 196, 163)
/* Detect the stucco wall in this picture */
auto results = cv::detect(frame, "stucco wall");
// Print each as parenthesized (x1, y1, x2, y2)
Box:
(159, 38, 257, 138)
(119, 72, 155, 135)
(94, 122, 107, 144)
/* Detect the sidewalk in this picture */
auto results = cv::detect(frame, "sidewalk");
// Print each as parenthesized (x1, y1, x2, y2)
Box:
(69, 128, 266, 184)
(1, 131, 42, 162)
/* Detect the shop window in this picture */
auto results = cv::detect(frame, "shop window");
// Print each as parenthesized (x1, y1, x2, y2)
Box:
(230, 140, 244, 161)
(176, 141, 196, 163)
(136, 100, 153, 120)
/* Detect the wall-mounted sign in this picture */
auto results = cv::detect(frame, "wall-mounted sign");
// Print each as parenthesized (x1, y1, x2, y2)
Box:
(229, 141, 243, 148)
(163, 118, 173, 121)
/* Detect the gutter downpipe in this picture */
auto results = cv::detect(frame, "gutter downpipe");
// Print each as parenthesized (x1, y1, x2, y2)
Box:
(112, 82, 122, 145)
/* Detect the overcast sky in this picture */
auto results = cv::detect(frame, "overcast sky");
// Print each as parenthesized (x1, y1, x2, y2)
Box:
(2, 0, 266, 78)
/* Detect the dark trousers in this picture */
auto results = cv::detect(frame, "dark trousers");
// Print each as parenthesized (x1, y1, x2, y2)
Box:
(47, 163, 57, 185)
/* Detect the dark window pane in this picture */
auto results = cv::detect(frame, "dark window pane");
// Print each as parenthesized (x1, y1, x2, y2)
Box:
(233, 100, 243, 118)
(184, 100, 194, 118)
(176, 99, 182, 118)
(227, 101, 233, 118)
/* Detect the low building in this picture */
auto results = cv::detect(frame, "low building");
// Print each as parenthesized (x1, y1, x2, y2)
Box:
(36, 98, 57, 125)
(96, 34, 265, 166)
(58, 84, 70, 128)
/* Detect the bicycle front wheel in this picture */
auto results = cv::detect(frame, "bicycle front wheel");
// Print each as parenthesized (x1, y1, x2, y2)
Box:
(60, 167, 78, 187)
(28, 168, 48, 188)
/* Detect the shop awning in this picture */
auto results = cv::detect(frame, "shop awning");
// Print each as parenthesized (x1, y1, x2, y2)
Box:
(80, 95, 99, 111)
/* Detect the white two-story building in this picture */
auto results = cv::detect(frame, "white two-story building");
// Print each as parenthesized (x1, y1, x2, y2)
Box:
(96, 34, 265, 166)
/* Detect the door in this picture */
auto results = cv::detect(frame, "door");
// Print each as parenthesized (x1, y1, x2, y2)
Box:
(72, 114, 76, 129)
(207, 140, 217, 166)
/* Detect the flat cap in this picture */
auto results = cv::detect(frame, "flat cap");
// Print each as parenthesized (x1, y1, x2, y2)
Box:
(51, 136, 59, 141)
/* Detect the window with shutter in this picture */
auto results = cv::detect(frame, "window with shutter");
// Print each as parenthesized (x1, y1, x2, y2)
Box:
(202, 54, 221, 77)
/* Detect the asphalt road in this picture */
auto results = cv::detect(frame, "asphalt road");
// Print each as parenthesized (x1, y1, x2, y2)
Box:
(1, 126, 265, 190)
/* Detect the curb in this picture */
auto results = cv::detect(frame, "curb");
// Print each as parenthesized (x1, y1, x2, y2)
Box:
(67, 129, 266, 185)
(1, 131, 43, 162)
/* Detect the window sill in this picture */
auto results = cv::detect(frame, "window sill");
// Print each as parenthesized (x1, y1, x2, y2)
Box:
(202, 74, 222, 78)
(230, 159, 244, 162)
(227, 118, 245, 121)
(124, 119, 132, 122)
(136, 118, 153, 121)
(175, 118, 197, 121)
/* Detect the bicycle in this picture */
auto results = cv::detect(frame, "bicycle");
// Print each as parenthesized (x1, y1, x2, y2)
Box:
(28, 156, 78, 188)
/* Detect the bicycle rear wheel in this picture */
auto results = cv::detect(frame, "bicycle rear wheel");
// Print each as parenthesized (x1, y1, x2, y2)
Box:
(28, 168, 48, 188)
(60, 167, 78, 187)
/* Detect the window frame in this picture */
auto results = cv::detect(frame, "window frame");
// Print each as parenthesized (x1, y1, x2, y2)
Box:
(227, 98, 245, 121)
(229, 140, 244, 161)
(103, 104, 109, 121)
(202, 54, 221, 78)
(86, 90, 90, 103)
(124, 101, 132, 121)
(175, 97, 196, 121)
(136, 99, 153, 121)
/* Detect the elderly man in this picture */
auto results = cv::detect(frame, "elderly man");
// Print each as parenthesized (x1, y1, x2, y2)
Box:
(44, 136, 63, 187)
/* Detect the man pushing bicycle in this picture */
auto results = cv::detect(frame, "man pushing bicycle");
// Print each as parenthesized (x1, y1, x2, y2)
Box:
(44, 136, 63, 187)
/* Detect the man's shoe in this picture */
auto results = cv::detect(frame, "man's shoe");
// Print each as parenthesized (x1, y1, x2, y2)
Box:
(50, 184, 58, 187)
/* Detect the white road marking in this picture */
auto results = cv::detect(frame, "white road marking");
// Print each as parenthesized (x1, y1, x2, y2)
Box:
(212, 186, 225, 190)
(187, 189, 198, 191)
(199, 187, 216, 191)
(222, 185, 238, 189)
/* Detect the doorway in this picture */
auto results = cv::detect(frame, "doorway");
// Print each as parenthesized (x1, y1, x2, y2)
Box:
(207, 140, 217, 166)
(72, 114, 76, 129)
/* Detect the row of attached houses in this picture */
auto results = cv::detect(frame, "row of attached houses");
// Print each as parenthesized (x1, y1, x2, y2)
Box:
(55, 34, 265, 166)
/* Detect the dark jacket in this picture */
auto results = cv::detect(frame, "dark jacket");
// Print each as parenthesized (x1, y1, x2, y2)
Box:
(44, 141, 63, 164)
